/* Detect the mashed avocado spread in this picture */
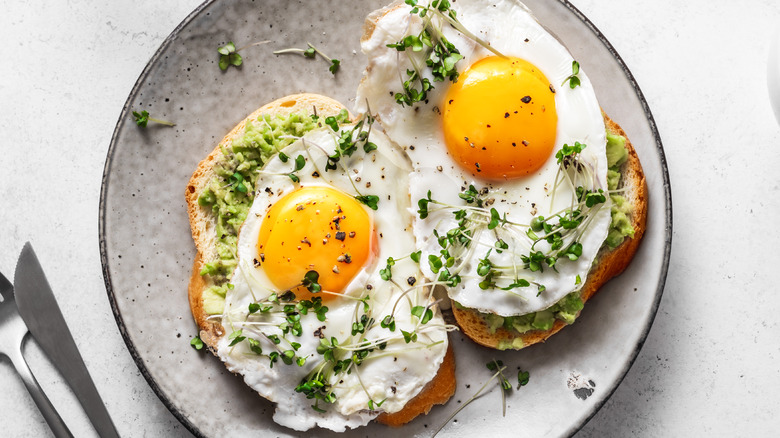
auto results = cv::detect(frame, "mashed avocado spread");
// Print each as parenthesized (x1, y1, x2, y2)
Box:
(470, 132, 636, 348)
(198, 110, 350, 314)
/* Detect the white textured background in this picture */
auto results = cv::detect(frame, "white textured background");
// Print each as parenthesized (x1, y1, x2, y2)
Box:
(1, 0, 779, 437)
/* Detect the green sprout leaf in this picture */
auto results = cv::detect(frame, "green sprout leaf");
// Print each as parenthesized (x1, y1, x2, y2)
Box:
(218, 41, 243, 70)
(411, 305, 433, 324)
(562, 60, 581, 88)
(274, 43, 341, 75)
(488, 208, 501, 230)
(417, 196, 430, 219)
(401, 329, 418, 343)
(500, 279, 531, 291)
(132, 110, 149, 127)
(380, 257, 395, 281)
(247, 338, 263, 355)
(228, 329, 246, 347)
(302, 270, 321, 293)
(355, 195, 379, 211)
(555, 141, 586, 164)
(190, 336, 204, 350)
(381, 315, 396, 331)
(329, 59, 341, 74)
(295, 154, 306, 171)
(518, 369, 530, 388)
(368, 398, 386, 410)
(132, 110, 174, 128)
(363, 141, 377, 153)
(324, 116, 339, 131)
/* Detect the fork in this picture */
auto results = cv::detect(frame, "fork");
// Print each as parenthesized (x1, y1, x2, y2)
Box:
(0, 271, 73, 437)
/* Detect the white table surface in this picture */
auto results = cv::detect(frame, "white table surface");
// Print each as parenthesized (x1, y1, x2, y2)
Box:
(1, 0, 779, 436)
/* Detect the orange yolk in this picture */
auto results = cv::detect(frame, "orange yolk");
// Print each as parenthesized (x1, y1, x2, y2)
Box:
(442, 56, 558, 180)
(256, 186, 373, 302)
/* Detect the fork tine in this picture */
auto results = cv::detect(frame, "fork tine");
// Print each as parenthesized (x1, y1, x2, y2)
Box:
(0, 272, 11, 301)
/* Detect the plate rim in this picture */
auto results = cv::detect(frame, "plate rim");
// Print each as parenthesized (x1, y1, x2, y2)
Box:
(98, 1, 673, 436)
(99, 1, 213, 436)
(554, 2, 672, 435)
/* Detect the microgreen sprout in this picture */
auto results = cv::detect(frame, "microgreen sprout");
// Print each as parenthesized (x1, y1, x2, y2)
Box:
(132, 110, 174, 127)
(273, 42, 341, 74)
(517, 369, 530, 389)
(218, 42, 241, 70)
(302, 270, 322, 293)
(190, 335, 204, 350)
(411, 305, 434, 324)
(287, 154, 306, 182)
(354, 195, 379, 210)
(486, 360, 512, 416)
(432, 359, 509, 437)
(380, 256, 395, 281)
(367, 398, 386, 410)
(217, 40, 270, 70)
(228, 329, 246, 347)
(562, 60, 581, 89)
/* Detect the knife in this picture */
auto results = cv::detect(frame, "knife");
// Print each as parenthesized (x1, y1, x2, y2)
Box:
(14, 242, 120, 438)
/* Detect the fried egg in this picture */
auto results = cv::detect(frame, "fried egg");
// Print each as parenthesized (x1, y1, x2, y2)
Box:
(216, 122, 450, 431)
(356, 0, 612, 317)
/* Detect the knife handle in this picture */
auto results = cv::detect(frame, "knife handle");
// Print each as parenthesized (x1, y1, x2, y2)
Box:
(8, 344, 74, 438)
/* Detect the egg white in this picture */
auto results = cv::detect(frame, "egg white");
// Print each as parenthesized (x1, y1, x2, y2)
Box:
(216, 124, 450, 432)
(356, 0, 612, 316)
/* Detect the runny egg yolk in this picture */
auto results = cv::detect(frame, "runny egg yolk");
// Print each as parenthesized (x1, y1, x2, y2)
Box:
(442, 56, 558, 180)
(256, 186, 373, 301)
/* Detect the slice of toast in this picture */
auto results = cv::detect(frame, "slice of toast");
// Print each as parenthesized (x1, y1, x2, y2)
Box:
(185, 93, 455, 427)
(451, 113, 648, 349)
(185, 93, 350, 343)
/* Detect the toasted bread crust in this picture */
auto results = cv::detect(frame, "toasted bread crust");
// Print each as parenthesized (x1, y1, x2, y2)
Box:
(376, 344, 456, 426)
(452, 113, 648, 350)
(185, 93, 455, 427)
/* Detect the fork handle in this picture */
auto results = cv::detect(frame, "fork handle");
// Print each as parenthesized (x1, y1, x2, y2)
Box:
(8, 346, 74, 438)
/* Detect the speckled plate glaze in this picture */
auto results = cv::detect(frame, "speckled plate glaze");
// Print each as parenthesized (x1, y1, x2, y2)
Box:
(100, 0, 671, 437)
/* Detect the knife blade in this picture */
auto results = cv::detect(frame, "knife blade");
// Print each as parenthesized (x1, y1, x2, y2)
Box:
(14, 242, 120, 438)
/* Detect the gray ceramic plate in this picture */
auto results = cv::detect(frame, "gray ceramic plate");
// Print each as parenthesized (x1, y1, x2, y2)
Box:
(100, 0, 671, 436)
